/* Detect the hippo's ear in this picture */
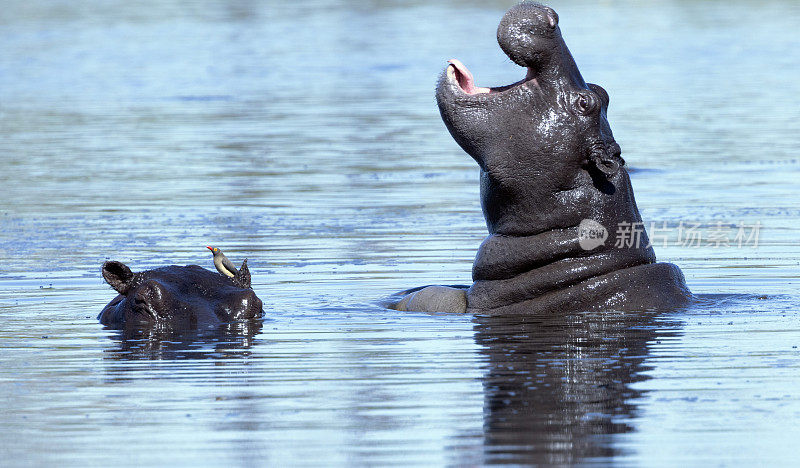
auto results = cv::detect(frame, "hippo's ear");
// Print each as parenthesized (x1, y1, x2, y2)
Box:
(233, 259, 252, 289)
(102, 261, 135, 294)
(593, 156, 620, 177)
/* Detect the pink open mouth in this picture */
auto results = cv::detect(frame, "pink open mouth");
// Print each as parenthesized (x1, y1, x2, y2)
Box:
(447, 59, 537, 95)
(447, 59, 491, 95)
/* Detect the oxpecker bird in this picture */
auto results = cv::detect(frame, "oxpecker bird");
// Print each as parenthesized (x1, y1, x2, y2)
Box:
(206, 246, 238, 277)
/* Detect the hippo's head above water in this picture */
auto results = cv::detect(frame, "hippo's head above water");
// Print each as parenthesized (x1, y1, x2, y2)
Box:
(392, 1, 690, 314)
(99, 260, 263, 328)
(436, 1, 625, 236)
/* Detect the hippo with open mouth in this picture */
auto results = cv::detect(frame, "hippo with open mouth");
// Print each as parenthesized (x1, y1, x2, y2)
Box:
(99, 260, 263, 328)
(391, 1, 691, 314)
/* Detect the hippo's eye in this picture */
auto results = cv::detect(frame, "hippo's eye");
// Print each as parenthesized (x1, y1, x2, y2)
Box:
(573, 92, 599, 115)
(133, 296, 155, 320)
(588, 83, 609, 107)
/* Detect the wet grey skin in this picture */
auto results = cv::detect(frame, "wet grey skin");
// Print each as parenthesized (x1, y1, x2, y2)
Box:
(207, 245, 238, 277)
(98, 261, 262, 328)
(391, 1, 691, 314)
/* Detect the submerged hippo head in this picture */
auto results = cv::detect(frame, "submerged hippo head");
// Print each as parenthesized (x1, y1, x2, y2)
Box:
(436, 1, 626, 236)
(99, 261, 263, 328)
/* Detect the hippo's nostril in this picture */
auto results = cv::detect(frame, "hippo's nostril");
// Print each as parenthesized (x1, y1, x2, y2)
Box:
(544, 7, 559, 29)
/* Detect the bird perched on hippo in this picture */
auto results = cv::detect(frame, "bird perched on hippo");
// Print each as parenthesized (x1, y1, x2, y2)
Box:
(98, 248, 262, 328)
(391, 1, 691, 314)
(207, 245, 239, 278)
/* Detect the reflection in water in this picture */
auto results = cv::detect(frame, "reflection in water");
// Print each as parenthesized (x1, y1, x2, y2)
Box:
(103, 320, 263, 361)
(474, 310, 683, 465)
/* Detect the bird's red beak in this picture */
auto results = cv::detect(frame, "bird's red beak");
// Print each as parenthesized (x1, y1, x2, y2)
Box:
(206, 246, 213, 251)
